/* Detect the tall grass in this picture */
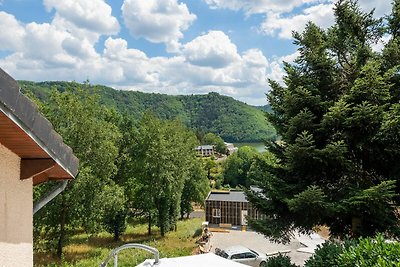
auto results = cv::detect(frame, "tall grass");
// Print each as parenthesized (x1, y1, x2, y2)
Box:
(34, 218, 203, 267)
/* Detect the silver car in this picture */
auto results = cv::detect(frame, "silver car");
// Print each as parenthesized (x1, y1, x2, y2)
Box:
(215, 245, 267, 267)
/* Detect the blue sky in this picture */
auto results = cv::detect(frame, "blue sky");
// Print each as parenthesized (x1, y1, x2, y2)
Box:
(0, 0, 392, 105)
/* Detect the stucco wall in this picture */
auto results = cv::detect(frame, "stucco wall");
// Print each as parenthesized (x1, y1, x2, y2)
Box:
(0, 144, 33, 267)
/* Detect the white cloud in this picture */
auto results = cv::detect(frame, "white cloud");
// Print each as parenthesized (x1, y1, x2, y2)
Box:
(261, 3, 334, 39)
(358, 0, 392, 17)
(182, 31, 240, 68)
(121, 0, 196, 52)
(0, 12, 25, 51)
(203, 0, 329, 14)
(43, 0, 120, 35)
(0, 8, 281, 106)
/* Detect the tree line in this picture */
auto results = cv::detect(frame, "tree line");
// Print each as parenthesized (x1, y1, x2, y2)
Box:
(31, 86, 209, 258)
(20, 82, 277, 143)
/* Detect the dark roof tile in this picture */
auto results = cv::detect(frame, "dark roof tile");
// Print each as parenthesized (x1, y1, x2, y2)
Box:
(0, 67, 79, 178)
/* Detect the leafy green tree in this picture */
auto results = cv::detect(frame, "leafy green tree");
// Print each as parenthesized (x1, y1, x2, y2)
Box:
(247, 0, 400, 242)
(100, 184, 127, 241)
(203, 133, 226, 154)
(180, 159, 209, 218)
(203, 158, 217, 180)
(33, 87, 121, 257)
(130, 113, 200, 236)
(223, 146, 258, 187)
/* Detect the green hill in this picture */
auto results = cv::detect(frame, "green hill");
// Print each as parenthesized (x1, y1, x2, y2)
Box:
(19, 81, 276, 142)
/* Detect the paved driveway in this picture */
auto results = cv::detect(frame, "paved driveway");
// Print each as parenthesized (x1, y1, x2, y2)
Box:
(210, 229, 314, 266)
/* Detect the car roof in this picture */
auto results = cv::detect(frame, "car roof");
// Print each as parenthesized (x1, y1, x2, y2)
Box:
(223, 245, 252, 255)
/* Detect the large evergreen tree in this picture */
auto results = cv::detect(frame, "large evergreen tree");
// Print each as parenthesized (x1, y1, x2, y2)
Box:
(247, 0, 400, 242)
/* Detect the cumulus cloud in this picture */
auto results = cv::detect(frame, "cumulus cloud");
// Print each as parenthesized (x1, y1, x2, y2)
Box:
(121, 0, 196, 52)
(182, 31, 240, 68)
(43, 0, 119, 35)
(0, 12, 26, 51)
(261, 3, 334, 39)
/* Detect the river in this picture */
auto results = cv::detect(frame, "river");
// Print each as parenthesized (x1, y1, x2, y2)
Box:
(233, 142, 266, 152)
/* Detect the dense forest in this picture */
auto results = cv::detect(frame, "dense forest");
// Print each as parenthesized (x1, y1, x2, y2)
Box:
(19, 81, 276, 142)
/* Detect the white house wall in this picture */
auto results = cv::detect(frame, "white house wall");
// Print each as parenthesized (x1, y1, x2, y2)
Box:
(0, 144, 33, 267)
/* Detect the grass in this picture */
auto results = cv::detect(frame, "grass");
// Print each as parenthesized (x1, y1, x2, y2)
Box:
(34, 218, 203, 267)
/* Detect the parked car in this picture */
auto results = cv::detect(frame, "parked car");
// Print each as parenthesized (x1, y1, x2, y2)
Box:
(215, 245, 267, 267)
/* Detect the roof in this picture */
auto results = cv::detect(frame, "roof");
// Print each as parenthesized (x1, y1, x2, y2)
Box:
(0, 68, 79, 184)
(196, 145, 214, 150)
(137, 252, 248, 267)
(206, 190, 248, 202)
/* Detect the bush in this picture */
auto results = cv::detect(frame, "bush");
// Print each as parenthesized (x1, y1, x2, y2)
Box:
(192, 227, 203, 238)
(265, 254, 299, 267)
(304, 242, 343, 267)
(337, 234, 400, 267)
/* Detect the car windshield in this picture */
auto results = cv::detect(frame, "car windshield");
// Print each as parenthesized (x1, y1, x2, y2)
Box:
(249, 249, 259, 256)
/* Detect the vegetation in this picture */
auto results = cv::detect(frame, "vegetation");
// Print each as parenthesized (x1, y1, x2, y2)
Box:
(34, 218, 203, 267)
(31, 86, 209, 260)
(20, 81, 276, 142)
(33, 88, 123, 257)
(223, 146, 259, 187)
(338, 235, 400, 266)
(265, 236, 400, 267)
(265, 254, 299, 267)
(202, 132, 226, 154)
(304, 242, 345, 267)
(247, 0, 400, 242)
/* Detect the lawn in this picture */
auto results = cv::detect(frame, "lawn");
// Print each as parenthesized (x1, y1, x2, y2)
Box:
(34, 218, 203, 267)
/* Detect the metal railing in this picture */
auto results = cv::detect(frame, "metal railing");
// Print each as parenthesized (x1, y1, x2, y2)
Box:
(100, 243, 160, 267)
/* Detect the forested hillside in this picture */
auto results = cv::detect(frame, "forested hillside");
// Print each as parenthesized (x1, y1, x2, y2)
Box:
(20, 81, 276, 142)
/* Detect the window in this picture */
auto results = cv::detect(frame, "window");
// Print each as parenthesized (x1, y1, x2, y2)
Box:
(244, 252, 256, 259)
(231, 253, 246, 259)
(212, 208, 221, 218)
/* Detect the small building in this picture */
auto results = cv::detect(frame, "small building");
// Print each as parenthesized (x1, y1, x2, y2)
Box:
(205, 190, 264, 227)
(0, 68, 79, 267)
(224, 142, 238, 155)
(195, 145, 214, 157)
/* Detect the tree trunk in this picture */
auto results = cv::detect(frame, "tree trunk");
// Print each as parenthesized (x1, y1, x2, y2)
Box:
(148, 212, 152, 236)
(114, 229, 119, 241)
(57, 196, 66, 259)
(160, 223, 165, 237)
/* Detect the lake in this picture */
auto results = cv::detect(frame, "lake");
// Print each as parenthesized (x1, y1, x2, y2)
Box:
(233, 142, 266, 152)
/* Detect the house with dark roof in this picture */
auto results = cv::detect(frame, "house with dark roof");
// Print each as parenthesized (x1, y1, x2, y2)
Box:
(205, 189, 264, 227)
(0, 68, 79, 267)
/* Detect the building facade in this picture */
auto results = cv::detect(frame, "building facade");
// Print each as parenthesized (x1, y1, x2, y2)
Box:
(195, 145, 214, 157)
(205, 190, 264, 227)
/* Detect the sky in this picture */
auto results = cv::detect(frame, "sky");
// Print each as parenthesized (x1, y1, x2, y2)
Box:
(0, 0, 393, 105)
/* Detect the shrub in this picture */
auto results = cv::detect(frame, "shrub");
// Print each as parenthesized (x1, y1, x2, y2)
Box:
(265, 254, 299, 267)
(304, 242, 343, 267)
(192, 227, 203, 238)
(338, 234, 400, 267)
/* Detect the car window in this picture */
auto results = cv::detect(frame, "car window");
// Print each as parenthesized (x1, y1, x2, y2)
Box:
(244, 252, 256, 259)
(249, 249, 259, 256)
(231, 253, 246, 259)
